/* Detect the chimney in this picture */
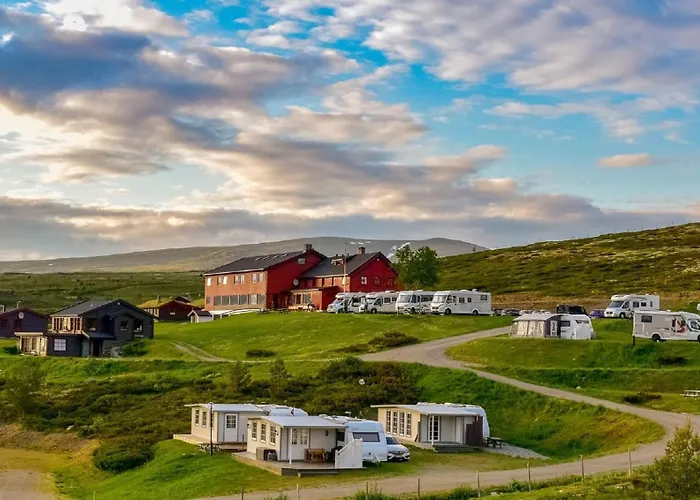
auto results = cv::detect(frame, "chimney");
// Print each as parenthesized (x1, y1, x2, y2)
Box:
(304, 243, 313, 252)
(357, 246, 366, 255)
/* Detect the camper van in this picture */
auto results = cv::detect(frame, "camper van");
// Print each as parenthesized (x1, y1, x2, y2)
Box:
(633, 311, 700, 342)
(324, 416, 388, 463)
(359, 292, 399, 314)
(511, 313, 596, 340)
(604, 294, 660, 319)
(430, 290, 492, 316)
(396, 291, 435, 314)
(327, 293, 366, 313)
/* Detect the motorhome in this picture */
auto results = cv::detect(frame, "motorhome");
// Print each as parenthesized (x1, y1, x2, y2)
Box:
(327, 293, 366, 313)
(633, 311, 700, 342)
(511, 313, 596, 340)
(604, 294, 660, 319)
(359, 292, 399, 314)
(323, 416, 388, 463)
(430, 290, 492, 316)
(396, 291, 435, 314)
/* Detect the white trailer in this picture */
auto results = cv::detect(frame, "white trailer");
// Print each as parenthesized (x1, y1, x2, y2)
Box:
(327, 293, 367, 313)
(633, 311, 700, 342)
(430, 290, 492, 316)
(323, 416, 388, 463)
(359, 292, 399, 314)
(396, 291, 435, 314)
(604, 294, 660, 319)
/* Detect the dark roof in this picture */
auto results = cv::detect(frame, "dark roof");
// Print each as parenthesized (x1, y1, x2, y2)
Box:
(302, 252, 393, 278)
(189, 309, 212, 317)
(82, 331, 116, 340)
(204, 251, 306, 275)
(52, 299, 157, 319)
(0, 308, 49, 320)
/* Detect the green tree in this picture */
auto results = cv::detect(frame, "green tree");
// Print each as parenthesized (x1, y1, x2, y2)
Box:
(228, 361, 252, 394)
(394, 245, 440, 289)
(645, 422, 700, 499)
(3, 357, 46, 420)
(269, 358, 290, 399)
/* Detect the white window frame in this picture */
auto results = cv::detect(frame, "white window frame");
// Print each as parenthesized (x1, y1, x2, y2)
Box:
(260, 423, 267, 442)
(406, 414, 412, 436)
(361, 276, 368, 285)
(223, 276, 228, 285)
(252, 274, 258, 283)
(194, 409, 200, 426)
(300, 429, 309, 445)
(54, 338, 67, 352)
(399, 412, 405, 436)
(241, 274, 246, 284)
(385, 411, 392, 434)
(392, 411, 398, 435)
(292, 428, 299, 445)
(251, 421, 257, 440)
(226, 414, 237, 429)
(206, 277, 212, 287)
(270, 425, 276, 445)
(202, 411, 207, 428)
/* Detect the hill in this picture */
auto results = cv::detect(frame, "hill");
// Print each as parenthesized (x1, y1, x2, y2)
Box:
(0, 237, 485, 273)
(438, 223, 700, 307)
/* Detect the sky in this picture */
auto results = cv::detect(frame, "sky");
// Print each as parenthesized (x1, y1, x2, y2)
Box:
(0, 0, 699, 259)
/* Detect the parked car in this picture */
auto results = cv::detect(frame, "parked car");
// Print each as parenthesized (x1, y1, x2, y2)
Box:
(385, 436, 410, 461)
(589, 309, 605, 319)
(519, 310, 533, 316)
(492, 309, 503, 316)
(501, 308, 521, 316)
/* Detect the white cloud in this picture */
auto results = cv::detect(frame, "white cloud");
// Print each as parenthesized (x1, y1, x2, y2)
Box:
(598, 153, 655, 168)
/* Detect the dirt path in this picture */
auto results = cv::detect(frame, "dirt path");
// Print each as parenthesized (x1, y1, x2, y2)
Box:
(171, 342, 232, 362)
(0, 470, 53, 500)
(204, 327, 700, 500)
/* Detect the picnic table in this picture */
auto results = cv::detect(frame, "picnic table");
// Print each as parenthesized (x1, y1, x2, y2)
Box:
(682, 390, 700, 398)
(485, 437, 504, 448)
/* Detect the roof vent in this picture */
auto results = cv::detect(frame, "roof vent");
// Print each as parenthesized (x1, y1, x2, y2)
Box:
(304, 244, 313, 251)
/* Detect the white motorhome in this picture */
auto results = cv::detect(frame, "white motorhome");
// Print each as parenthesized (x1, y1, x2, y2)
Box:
(324, 416, 388, 463)
(327, 293, 366, 313)
(359, 292, 399, 314)
(396, 291, 435, 314)
(604, 294, 660, 319)
(511, 313, 596, 340)
(430, 290, 492, 316)
(633, 311, 700, 342)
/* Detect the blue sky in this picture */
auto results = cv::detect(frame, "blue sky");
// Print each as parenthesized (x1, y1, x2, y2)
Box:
(0, 0, 698, 259)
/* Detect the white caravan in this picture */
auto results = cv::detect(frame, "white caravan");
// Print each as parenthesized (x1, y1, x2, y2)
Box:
(430, 290, 492, 316)
(511, 313, 596, 340)
(633, 311, 700, 342)
(327, 293, 366, 313)
(604, 294, 660, 319)
(359, 292, 399, 314)
(396, 291, 435, 314)
(324, 416, 388, 463)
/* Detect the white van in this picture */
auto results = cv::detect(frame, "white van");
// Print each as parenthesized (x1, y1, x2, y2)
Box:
(430, 290, 492, 316)
(327, 293, 366, 313)
(325, 416, 388, 463)
(604, 294, 660, 319)
(359, 292, 399, 314)
(633, 311, 700, 342)
(396, 291, 435, 314)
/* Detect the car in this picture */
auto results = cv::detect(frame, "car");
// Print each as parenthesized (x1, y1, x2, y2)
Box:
(589, 309, 605, 319)
(501, 308, 521, 316)
(385, 436, 410, 462)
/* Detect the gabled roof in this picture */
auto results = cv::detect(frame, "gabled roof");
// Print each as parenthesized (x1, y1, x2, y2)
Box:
(52, 299, 156, 319)
(255, 415, 345, 429)
(138, 298, 200, 309)
(301, 252, 395, 278)
(204, 250, 319, 276)
(189, 309, 212, 317)
(372, 404, 480, 417)
(0, 308, 49, 320)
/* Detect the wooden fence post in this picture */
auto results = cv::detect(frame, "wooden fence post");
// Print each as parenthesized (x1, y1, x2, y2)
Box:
(628, 448, 633, 476)
(527, 462, 531, 493)
(297, 484, 300, 500)
(580, 455, 584, 481)
(240, 486, 244, 500)
(417, 478, 421, 500)
(477, 470, 481, 498)
(366, 481, 370, 500)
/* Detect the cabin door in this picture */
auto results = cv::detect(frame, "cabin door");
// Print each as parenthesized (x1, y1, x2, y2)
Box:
(223, 414, 238, 442)
(91, 340, 103, 357)
(428, 415, 441, 443)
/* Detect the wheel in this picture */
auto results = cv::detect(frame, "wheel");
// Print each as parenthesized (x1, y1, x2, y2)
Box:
(472, 310, 479, 316)
(652, 334, 661, 343)
(371, 309, 378, 314)
(410, 307, 416, 314)
(697, 335, 700, 343)
(444, 308, 452, 316)
(619, 313, 626, 319)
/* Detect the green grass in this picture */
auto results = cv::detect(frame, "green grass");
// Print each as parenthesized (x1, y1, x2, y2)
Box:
(153, 313, 512, 361)
(0, 339, 15, 356)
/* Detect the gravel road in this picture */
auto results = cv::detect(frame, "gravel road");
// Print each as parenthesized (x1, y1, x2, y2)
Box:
(0, 470, 53, 500)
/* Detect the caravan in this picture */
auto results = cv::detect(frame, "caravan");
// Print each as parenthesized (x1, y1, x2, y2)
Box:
(396, 291, 435, 314)
(604, 294, 660, 319)
(359, 292, 399, 314)
(324, 416, 389, 463)
(327, 293, 366, 313)
(633, 311, 700, 342)
(430, 290, 492, 316)
(511, 313, 596, 340)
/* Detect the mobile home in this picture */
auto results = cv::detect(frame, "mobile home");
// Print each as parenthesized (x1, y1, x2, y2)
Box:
(359, 292, 399, 314)
(511, 313, 595, 340)
(396, 291, 435, 314)
(633, 311, 700, 342)
(327, 293, 366, 313)
(604, 294, 660, 319)
(430, 290, 492, 316)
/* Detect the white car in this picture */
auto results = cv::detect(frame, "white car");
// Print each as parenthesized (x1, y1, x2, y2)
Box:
(385, 436, 410, 462)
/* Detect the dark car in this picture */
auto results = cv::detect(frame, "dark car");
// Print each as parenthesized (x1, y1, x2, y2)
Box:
(589, 309, 605, 319)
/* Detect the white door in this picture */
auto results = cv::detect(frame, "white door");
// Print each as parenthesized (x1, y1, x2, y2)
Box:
(223, 414, 238, 442)
(428, 415, 440, 443)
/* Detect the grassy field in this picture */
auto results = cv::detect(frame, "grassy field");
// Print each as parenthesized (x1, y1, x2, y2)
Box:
(152, 313, 512, 361)
(449, 319, 700, 413)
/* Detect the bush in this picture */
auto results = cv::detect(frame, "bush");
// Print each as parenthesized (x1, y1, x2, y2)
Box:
(246, 349, 276, 358)
(622, 392, 662, 404)
(93, 438, 155, 473)
(656, 355, 687, 366)
(121, 341, 147, 357)
(368, 332, 419, 350)
(2, 345, 18, 355)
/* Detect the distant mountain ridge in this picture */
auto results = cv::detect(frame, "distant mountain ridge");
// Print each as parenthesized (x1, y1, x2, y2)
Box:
(0, 237, 486, 273)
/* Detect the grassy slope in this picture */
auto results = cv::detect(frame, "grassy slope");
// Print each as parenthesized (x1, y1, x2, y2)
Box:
(438, 223, 700, 307)
(153, 313, 512, 360)
(449, 319, 700, 413)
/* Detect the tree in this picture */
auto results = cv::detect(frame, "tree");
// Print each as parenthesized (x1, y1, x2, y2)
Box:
(3, 357, 46, 419)
(269, 358, 291, 399)
(228, 361, 251, 394)
(645, 422, 700, 499)
(394, 245, 440, 289)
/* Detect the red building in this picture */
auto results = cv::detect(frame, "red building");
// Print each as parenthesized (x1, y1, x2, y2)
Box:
(139, 298, 202, 322)
(203, 244, 399, 312)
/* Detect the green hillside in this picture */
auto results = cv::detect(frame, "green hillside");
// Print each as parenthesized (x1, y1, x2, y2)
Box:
(438, 223, 700, 305)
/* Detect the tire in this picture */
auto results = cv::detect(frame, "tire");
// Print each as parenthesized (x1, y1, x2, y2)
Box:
(410, 307, 416, 315)
(652, 334, 661, 343)
(619, 313, 626, 319)
(472, 310, 480, 316)
(444, 308, 452, 316)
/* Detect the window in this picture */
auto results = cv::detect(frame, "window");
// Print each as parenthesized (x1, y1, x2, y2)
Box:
(206, 277, 212, 287)
(384, 297, 391, 304)
(385, 411, 392, 434)
(298, 257, 306, 265)
(374, 277, 381, 285)
(252, 274, 258, 283)
(270, 425, 276, 444)
(226, 414, 237, 429)
(292, 428, 298, 445)
(258, 294, 266, 305)
(467, 297, 472, 303)
(54, 338, 67, 352)
(0, 319, 7, 328)
(458, 297, 465, 304)
(206, 297, 211, 305)
(194, 409, 200, 425)
(216, 276, 222, 285)
(429, 415, 440, 442)
(641, 301, 647, 307)
(392, 411, 398, 434)
(234, 275, 239, 284)
(641, 315, 653, 323)
(422, 295, 432, 303)
(251, 421, 258, 440)
(260, 423, 267, 442)
(633, 301, 640, 308)
(250, 294, 258, 305)
(399, 412, 405, 436)
(202, 411, 207, 428)
(240, 274, 246, 284)
(406, 414, 412, 436)
(481, 295, 488, 301)
(259, 273, 264, 282)
(119, 320, 129, 331)
(300, 429, 309, 445)
(240, 295, 248, 305)
(361, 276, 368, 285)
(13, 319, 21, 330)
(560, 320, 571, 327)
(387, 278, 394, 287)
(353, 432, 380, 443)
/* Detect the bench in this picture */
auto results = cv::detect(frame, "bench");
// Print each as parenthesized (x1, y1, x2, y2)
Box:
(304, 448, 326, 463)
(683, 390, 700, 398)
(485, 437, 504, 448)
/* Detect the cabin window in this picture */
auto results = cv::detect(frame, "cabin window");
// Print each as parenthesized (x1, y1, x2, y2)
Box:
(206, 278, 211, 287)
(194, 409, 200, 425)
(260, 423, 267, 442)
(361, 276, 368, 285)
(226, 415, 237, 429)
(353, 432, 380, 443)
(392, 411, 398, 433)
(422, 295, 432, 303)
(385, 411, 392, 434)
(298, 257, 306, 265)
(202, 411, 207, 428)
(252, 274, 258, 283)
(468, 297, 473, 303)
(399, 412, 405, 436)
(291, 429, 298, 445)
(300, 429, 309, 445)
(251, 422, 257, 440)
(54, 339, 67, 352)
(641, 315, 653, 323)
(406, 414, 412, 436)
(269, 425, 276, 444)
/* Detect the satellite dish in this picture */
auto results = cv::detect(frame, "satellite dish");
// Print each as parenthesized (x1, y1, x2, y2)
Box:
(293, 279, 299, 286)
(18, 312, 24, 319)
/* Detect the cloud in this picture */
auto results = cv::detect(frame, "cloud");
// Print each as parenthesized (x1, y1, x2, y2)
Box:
(598, 153, 655, 168)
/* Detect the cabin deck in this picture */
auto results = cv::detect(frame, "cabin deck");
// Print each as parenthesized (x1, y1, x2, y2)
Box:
(234, 452, 340, 477)
(172, 434, 246, 451)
